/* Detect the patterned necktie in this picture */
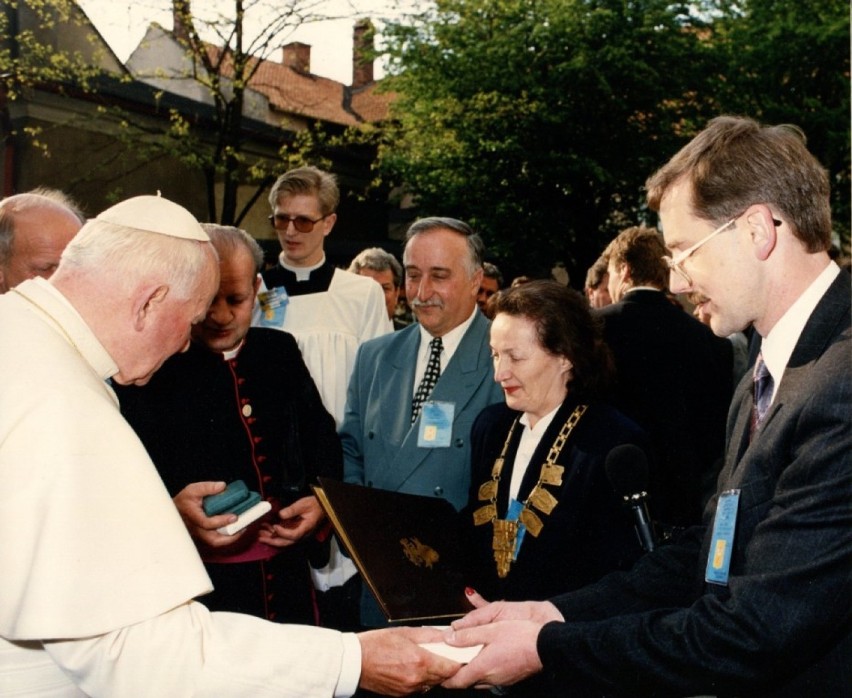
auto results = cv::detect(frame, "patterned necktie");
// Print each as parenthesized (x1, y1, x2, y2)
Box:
(412, 337, 443, 423)
(751, 352, 774, 436)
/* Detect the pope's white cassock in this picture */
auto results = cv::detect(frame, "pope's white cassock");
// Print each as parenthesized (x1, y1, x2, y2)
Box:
(0, 278, 359, 697)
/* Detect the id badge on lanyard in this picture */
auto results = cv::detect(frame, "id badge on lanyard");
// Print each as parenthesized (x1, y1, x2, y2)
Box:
(417, 401, 455, 447)
(257, 286, 289, 327)
(705, 489, 741, 586)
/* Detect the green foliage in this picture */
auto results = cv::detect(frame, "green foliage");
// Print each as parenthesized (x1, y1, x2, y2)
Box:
(0, 0, 108, 98)
(376, 0, 850, 277)
(1, 0, 344, 226)
(708, 0, 851, 248)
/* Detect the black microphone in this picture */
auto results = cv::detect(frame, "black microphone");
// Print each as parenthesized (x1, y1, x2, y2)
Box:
(605, 444, 656, 552)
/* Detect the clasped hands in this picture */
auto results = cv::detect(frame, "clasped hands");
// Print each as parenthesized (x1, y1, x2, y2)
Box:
(172, 481, 324, 548)
(359, 590, 564, 695)
(171, 485, 561, 693)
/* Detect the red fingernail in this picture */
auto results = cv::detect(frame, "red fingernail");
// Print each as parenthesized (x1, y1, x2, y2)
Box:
(465, 587, 475, 596)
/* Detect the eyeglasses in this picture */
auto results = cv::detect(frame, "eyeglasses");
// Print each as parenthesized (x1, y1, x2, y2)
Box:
(662, 218, 737, 286)
(663, 213, 782, 286)
(268, 212, 331, 234)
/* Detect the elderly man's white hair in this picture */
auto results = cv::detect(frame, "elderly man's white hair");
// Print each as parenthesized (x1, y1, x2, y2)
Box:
(59, 195, 212, 298)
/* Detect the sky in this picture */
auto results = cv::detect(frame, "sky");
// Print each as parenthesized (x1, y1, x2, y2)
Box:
(76, 0, 424, 85)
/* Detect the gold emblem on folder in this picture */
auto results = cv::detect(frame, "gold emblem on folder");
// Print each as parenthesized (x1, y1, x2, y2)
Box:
(400, 537, 439, 569)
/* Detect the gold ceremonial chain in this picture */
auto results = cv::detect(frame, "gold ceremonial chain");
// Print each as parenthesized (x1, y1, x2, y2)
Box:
(472, 404, 587, 578)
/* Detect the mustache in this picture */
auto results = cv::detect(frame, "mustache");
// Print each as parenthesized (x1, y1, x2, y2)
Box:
(410, 298, 444, 309)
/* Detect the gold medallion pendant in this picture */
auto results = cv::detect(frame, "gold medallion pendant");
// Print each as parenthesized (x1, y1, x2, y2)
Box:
(474, 405, 587, 578)
(492, 518, 519, 578)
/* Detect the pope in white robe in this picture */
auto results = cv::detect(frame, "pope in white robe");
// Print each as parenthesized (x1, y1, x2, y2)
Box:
(0, 196, 454, 697)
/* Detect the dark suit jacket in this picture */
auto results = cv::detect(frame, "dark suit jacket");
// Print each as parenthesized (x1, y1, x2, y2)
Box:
(596, 289, 734, 528)
(536, 271, 851, 697)
(461, 397, 650, 603)
(116, 328, 342, 623)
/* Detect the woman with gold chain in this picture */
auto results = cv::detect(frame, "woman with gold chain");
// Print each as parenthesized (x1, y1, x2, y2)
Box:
(463, 280, 652, 605)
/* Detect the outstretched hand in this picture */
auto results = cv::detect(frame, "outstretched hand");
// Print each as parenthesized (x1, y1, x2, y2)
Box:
(358, 626, 462, 695)
(451, 594, 564, 630)
(441, 620, 545, 689)
(438, 593, 564, 690)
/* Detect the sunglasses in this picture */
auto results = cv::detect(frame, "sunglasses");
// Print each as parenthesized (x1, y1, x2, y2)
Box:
(268, 212, 331, 234)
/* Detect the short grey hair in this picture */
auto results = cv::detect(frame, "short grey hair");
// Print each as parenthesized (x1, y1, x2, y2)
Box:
(348, 247, 403, 287)
(201, 223, 264, 274)
(403, 217, 485, 278)
(482, 261, 503, 286)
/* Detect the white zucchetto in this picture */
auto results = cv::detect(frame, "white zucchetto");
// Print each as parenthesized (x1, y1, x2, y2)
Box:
(95, 194, 208, 241)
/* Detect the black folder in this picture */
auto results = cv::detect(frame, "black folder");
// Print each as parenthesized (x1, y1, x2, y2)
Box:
(313, 477, 474, 622)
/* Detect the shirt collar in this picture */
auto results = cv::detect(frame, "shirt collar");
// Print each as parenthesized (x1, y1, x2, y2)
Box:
(222, 338, 245, 361)
(417, 306, 479, 364)
(519, 402, 561, 433)
(761, 261, 840, 386)
(624, 286, 663, 295)
(278, 253, 326, 281)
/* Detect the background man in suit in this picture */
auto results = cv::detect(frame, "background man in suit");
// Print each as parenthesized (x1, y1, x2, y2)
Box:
(348, 246, 407, 329)
(340, 217, 504, 627)
(583, 254, 612, 309)
(596, 226, 734, 531)
(440, 116, 851, 696)
(477, 261, 503, 317)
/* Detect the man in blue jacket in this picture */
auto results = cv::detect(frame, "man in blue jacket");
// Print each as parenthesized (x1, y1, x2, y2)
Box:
(340, 217, 504, 627)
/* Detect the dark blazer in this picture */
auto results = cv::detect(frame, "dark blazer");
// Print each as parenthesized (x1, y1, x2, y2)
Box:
(536, 271, 852, 697)
(116, 328, 342, 624)
(596, 289, 734, 529)
(461, 396, 650, 603)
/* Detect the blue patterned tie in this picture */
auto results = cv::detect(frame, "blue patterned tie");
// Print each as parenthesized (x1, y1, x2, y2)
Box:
(412, 337, 442, 423)
(751, 352, 774, 435)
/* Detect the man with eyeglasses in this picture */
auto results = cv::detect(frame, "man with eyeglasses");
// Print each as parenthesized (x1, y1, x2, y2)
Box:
(436, 116, 850, 696)
(254, 166, 391, 629)
(254, 166, 391, 425)
(596, 225, 734, 533)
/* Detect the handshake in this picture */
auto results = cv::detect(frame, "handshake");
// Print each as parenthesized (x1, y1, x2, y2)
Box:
(356, 591, 563, 695)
